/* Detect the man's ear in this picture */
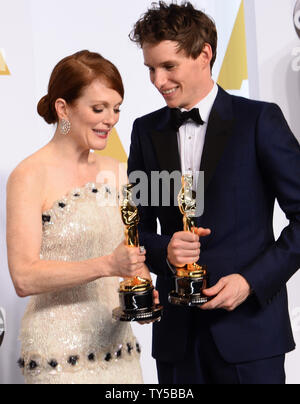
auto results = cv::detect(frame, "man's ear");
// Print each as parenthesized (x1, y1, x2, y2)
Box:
(199, 43, 213, 69)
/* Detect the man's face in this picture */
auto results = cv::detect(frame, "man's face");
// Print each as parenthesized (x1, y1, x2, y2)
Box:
(143, 40, 209, 110)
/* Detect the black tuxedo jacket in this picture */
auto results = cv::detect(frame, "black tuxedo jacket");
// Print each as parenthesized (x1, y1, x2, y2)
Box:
(128, 86, 300, 363)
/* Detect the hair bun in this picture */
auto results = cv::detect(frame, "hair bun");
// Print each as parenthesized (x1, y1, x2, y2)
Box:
(37, 94, 57, 124)
(36, 50, 124, 126)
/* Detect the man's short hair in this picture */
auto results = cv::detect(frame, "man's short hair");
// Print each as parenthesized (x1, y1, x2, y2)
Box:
(129, 1, 218, 70)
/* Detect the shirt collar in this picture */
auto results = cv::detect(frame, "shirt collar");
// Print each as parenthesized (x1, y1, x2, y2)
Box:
(181, 82, 218, 124)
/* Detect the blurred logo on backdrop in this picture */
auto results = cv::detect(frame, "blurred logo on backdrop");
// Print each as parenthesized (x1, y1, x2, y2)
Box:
(0, 49, 10, 76)
(291, 307, 300, 334)
(0, 307, 5, 346)
(294, 0, 300, 38)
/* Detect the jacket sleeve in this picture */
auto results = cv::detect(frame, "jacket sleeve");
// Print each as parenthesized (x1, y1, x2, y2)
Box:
(241, 103, 300, 307)
(127, 118, 172, 278)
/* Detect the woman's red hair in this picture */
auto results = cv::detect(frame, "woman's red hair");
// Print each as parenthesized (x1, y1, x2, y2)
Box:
(37, 50, 124, 124)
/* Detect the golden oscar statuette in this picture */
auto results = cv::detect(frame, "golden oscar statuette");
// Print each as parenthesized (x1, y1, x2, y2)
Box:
(169, 174, 209, 306)
(112, 184, 163, 322)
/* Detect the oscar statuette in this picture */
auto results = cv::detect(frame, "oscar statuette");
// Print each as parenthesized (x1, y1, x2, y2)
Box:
(169, 174, 209, 307)
(112, 184, 163, 322)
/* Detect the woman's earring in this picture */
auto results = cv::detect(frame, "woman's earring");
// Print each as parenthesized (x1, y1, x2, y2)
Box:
(60, 119, 71, 135)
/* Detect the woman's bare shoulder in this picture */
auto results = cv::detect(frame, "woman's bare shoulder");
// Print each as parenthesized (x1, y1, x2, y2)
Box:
(7, 149, 48, 197)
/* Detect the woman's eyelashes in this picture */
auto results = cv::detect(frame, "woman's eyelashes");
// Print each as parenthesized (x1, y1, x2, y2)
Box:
(92, 108, 121, 114)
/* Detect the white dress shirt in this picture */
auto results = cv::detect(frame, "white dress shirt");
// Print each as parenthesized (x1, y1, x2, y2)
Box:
(177, 83, 219, 187)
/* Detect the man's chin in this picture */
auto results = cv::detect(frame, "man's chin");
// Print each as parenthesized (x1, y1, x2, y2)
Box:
(165, 100, 180, 109)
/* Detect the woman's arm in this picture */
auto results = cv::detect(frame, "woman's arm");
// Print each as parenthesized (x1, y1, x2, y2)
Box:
(6, 163, 145, 298)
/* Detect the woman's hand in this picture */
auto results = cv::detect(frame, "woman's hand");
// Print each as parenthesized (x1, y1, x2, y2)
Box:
(152, 289, 160, 306)
(108, 243, 146, 278)
(137, 264, 161, 325)
(134, 264, 160, 306)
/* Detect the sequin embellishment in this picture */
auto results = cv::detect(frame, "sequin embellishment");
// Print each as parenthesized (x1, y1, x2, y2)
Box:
(19, 341, 141, 374)
(20, 182, 143, 384)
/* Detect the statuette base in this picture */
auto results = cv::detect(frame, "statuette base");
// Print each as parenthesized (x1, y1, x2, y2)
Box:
(169, 268, 209, 307)
(169, 291, 208, 307)
(113, 285, 163, 322)
(113, 305, 163, 322)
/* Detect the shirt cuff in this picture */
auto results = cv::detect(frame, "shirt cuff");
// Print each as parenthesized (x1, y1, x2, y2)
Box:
(166, 258, 177, 275)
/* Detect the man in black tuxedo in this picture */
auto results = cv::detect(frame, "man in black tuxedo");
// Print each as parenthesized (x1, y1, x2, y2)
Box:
(128, 1, 300, 384)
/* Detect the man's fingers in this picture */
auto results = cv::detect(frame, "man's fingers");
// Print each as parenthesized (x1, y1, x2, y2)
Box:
(203, 278, 226, 297)
(201, 284, 230, 310)
(194, 227, 211, 237)
(179, 248, 201, 257)
(171, 239, 200, 251)
(181, 241, 201, 251)
(174, 231, 199, 242)
(201, 275, 251, 312)
(201, 294, 226, 310)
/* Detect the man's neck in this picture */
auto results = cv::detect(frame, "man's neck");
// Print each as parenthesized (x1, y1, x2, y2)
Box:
(181, 79, 215, 111)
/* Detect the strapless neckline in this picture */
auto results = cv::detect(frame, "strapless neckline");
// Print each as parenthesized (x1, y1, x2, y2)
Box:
(41, 182, 117, 216)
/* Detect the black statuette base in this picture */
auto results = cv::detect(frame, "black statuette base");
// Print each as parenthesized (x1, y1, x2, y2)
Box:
(169, 292, 208, 306)
(112, 305, 163, 322)
(169, 274, 209, 307)
(113, 286, 163, 322)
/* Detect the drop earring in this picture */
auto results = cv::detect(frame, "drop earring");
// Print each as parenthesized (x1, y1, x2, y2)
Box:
(60, 119, 71, 135)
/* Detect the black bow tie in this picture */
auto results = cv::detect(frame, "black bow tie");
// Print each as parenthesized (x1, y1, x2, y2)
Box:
(169, 108, 204, 131)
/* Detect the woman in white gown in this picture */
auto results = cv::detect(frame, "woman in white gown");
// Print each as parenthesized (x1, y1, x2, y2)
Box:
(6, 50, 153, 384)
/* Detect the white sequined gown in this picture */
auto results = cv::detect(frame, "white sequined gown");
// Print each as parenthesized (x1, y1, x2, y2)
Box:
(19, 183, 143, 384)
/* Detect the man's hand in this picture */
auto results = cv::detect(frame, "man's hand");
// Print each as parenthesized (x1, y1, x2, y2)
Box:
(201, 274, 251, 312)
(167, 228, 211, 268)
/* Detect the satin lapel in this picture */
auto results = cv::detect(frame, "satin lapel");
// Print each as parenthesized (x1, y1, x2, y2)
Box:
(200, 88, 235, 193)
(150, 127, 181, 174)
(150, 119, 181, 207)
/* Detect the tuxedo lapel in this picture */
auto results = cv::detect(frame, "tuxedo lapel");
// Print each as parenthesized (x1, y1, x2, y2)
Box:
(151, 127, 181, 173)
(200, 87, 235, 193)
(150, 113, 181, 207)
